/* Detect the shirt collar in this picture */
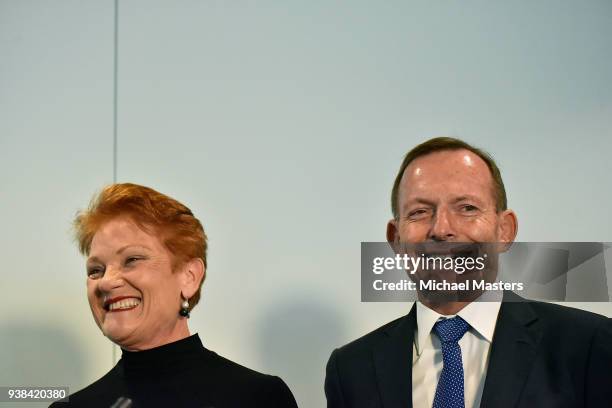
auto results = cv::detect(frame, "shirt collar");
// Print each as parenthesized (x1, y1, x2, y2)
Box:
(414, 291, 502, 356)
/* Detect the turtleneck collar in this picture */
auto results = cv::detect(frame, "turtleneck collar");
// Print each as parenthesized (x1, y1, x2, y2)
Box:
(119, 333, 205, 375)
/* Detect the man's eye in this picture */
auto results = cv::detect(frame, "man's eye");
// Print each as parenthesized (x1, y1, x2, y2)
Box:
(408, 209, 429, 219)
(460, 205, 478, 212)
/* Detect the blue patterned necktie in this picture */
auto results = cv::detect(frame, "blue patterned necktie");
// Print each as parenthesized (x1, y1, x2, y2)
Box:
(432, 316, 470, 408)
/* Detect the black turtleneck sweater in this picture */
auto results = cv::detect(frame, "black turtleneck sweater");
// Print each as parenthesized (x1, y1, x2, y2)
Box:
(50, 334, 298, 408)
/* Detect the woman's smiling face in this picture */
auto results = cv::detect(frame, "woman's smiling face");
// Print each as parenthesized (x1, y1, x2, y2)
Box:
(86, 216, 185, 350)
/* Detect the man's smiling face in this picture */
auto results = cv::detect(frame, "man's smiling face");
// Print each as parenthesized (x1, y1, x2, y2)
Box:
(389, 148, 513, 245)
(387, 148, 518, 299)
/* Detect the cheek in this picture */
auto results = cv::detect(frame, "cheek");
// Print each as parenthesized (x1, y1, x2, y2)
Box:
(85, 282, 104, 327)
(459, 216, 499, 240)
(399, 221, 430, 240)
(142, 275, 180, 312)
(86, 282, 97, 307)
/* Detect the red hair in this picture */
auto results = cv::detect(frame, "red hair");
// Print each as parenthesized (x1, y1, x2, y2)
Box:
(74, 183, 207, 310)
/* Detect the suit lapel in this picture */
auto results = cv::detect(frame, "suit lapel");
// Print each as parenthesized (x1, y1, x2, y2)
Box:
(373, 305, 417, 408)
(480, 292, 542, 408)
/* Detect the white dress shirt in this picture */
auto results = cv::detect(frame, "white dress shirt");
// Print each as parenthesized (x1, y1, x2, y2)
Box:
(411, 293, 502, 408)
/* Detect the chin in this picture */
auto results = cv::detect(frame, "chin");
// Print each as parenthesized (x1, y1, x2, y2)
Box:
(101, 321, 138, 344)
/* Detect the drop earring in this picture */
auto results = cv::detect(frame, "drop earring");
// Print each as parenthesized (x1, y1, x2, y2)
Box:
(179, 298, 190, 318)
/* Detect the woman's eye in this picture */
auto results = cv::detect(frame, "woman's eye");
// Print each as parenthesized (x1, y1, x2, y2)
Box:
(125, 256, 142, 265)
(87, 268, 103, 279)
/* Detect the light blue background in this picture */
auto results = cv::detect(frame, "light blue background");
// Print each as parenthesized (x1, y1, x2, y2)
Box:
(1, 1, 611, 407)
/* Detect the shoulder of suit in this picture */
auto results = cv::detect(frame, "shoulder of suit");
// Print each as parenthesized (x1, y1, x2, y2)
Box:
(505, 300, 611, 343)
(524, 300, 609, 326)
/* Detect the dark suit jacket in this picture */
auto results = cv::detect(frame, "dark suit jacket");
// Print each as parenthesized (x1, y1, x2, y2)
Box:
(325, 293, 612, 407)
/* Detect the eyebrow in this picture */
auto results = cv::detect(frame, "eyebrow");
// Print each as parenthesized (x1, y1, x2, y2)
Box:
(401, 195, 485, 213)
(451, 195, 484, 204)
(86, 256, 102, 265)
(402, 197, 436, 209)
(116, 244, 152, 254)
(87, 245, 152, 264)
(400, 198, 435, 217)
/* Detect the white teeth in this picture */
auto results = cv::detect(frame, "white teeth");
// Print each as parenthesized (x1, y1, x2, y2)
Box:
(426, 254, 454, 260)
(108, 298, 141, 311)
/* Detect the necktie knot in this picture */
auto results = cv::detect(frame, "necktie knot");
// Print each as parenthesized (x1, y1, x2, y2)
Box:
(433, 316, 469, 343)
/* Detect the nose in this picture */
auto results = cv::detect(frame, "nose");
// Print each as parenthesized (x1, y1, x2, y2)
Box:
(428, 207, 456, 241)
(96, 265, 124, 295)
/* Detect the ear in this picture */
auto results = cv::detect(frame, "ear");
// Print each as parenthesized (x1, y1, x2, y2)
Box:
(386, 219, 399, 244)
(498, 209, 518, 246)
(178, 258, 206, 300)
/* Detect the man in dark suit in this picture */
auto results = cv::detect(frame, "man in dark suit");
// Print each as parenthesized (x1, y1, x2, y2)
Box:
(325, 137, 612, 407)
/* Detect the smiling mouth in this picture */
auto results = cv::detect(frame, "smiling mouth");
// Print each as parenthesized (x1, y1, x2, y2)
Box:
(417, 242, 481, 257)
(104, 297, 141, 312)
(423, 249, 478, 261)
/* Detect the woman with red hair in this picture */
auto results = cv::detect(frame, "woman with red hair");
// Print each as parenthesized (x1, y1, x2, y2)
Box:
(52, 183, 297, 408)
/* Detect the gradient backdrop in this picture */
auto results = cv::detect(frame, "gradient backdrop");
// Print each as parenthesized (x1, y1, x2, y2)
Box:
(1, 1, 611, 407)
